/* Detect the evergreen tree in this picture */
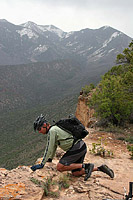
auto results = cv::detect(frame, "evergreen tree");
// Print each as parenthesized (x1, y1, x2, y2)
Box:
(116, 40, 133, 64)
(90, 41, 133, 126)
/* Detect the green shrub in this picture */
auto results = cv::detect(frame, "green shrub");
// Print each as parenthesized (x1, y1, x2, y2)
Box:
(125, 136, 133, 144)
(30, 174, 71, 198)
(90, 65, 133, 126)
(89, 42, 133, 126)
(127, 145, 133, 159)
(82, 83, 95, 96)
(58, 173, 70, 189)
(89, 137, 113, 157)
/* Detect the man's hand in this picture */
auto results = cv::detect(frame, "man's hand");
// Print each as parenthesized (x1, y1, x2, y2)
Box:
(31, 163, 44, 171)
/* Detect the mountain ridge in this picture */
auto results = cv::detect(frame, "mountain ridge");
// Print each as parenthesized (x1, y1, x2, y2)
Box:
(0, 19, 132, 65)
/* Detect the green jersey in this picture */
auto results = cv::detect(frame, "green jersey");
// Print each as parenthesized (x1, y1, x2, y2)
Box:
(41, 125, 75, 165)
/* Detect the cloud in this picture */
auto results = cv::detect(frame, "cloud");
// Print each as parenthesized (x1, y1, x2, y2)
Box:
(32, 0, 133, 10)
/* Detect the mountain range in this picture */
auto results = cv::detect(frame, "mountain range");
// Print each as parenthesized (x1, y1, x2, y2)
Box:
(0, 19, 132, 112)
(0, 19, 132, 66)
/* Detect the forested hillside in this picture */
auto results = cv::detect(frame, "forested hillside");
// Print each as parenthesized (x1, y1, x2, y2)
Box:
(85, 41, 133, 126)
(0, 96, 78, 169)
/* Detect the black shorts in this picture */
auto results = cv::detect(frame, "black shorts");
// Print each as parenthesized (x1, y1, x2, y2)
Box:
(59, 140, 87, 172)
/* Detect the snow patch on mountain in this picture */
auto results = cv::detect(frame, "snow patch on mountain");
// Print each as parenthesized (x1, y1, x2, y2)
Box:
(90, 32, 122, 60)
(21, 22, 45, 36)
(66, 42, 73, 46)
(66, 41, 78, 47)
(43, 25, 64, 38)
(103, 32, 122, 47)
(102, 26, 110, 30)
(34, 45, 48, 54)
(21, 22, 64, 38)
(108, 48, 115, 53)
(17, 28, 39, 39)
(94, 51, 106, 61)
(91, 48, 106, 58)
(65, 31, 74, 38)
(78, 47, 93, 55)
(21, 21, 37, 29)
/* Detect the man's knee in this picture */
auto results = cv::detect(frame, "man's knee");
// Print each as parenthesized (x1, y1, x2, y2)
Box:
(57, 163, 64, 172)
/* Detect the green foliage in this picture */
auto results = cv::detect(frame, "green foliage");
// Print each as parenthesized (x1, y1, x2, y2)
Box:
(42, 177, 53, 197)
(90, 43, 133, 126)
(58, 173, 70, 189)
(116, 40, 133, 64)
(89, 137, 113, 157)
(30, 174, 71, 198)
(82, 83, 95, 96)
(125, 136, 133, 144)
(127, 145, 133, 159)
(100, 124, 126, 134)
(31, 176, 59, 197)
(30, 177, 41, 186)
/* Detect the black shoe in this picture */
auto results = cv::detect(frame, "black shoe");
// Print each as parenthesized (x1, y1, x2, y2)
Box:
(84, 163, 94, 181)
(98, 164, 114, 178)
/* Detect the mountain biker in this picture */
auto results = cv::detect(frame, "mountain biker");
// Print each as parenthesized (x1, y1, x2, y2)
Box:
(31, 114, 114, 181)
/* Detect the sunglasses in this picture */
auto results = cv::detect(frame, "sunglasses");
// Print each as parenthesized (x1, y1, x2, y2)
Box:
(37, 126, 47, 131)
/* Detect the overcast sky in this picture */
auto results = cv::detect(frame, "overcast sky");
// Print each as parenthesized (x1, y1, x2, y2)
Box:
(0, 0, 133, 38)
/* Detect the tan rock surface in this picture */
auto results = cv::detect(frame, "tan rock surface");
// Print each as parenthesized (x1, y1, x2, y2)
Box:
(75, 95, 95, 127)
(0, 129, 133, 200)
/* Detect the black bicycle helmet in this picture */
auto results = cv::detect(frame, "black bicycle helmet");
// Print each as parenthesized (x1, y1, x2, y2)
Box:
(34, 114, 47, 131)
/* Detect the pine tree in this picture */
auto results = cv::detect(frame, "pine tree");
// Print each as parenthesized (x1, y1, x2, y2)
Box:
(90, 42, 133, 126)
(116, 40, 133, 64)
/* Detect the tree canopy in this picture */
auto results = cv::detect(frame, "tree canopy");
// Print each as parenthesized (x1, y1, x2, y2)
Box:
(116, 40, 133, 64)
(90, 41, 133, 126)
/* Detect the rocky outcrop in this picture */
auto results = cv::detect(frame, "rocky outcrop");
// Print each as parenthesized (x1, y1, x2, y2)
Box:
(75, 94, 95, 127)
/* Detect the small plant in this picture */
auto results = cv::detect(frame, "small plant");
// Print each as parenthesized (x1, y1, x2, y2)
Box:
(30, 174, 71, 198)
(89, 137, 113, 157)
(30, 177, 41, 186)
(127, 145, 133, 159)
(30, 177, 59, 198)
(125, 136, 133, 144)
(49, 191, 59, 198)
(101, 123, 125, 134)
(42, 177, 52, 196)
(58, 173, 70, 189)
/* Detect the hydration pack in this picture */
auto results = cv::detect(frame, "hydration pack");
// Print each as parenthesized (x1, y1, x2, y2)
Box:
(54, 116, 88, 140)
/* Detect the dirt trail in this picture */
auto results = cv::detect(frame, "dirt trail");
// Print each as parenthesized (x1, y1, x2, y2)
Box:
(0, 129, 133, 200)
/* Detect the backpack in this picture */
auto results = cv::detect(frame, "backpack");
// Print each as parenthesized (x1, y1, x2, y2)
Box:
(54, 116, 89, 140)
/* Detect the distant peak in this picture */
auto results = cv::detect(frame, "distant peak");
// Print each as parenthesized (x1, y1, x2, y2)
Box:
(43, 25, 64, 38)
(0, 19, 9, 23)
(44, 24, 60, 30)
(21, 21, 38, 28)
(102, 26, 110, 30)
